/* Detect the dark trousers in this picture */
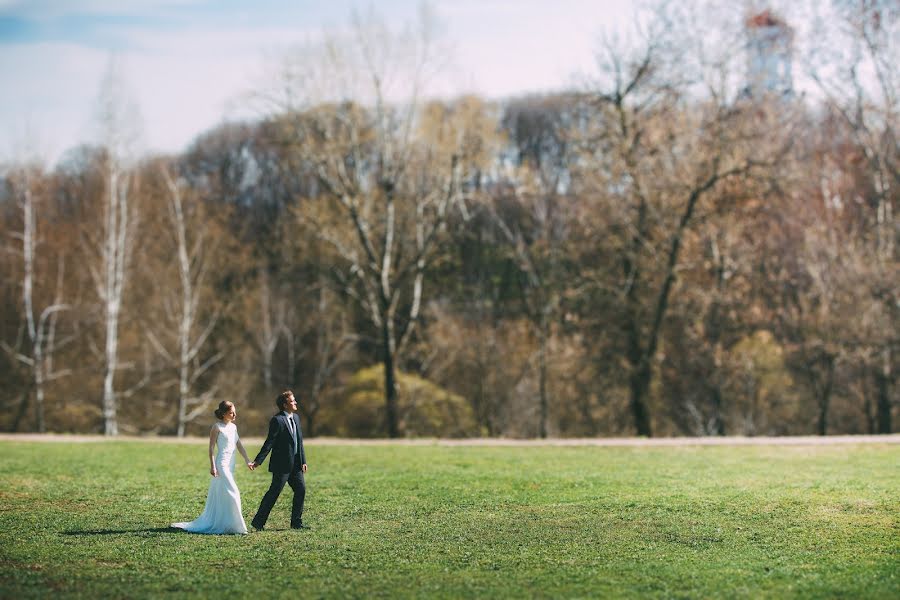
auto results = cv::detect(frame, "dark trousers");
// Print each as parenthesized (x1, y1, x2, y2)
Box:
(252, 468, 305, 528)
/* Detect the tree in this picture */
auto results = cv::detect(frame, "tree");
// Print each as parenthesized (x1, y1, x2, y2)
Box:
(576, 5, 789, 436)
(300, 277, 357, 436)
(83, 58, 142, 435)
(142, 165, 225, 436)
(1, 163, 70, 432)
(805, 0, 898, 433)
(264, 9, 499, 437)
(488, 94, 583, 437)
(320, 364, 477, 438)
(251, 270, 290, 391)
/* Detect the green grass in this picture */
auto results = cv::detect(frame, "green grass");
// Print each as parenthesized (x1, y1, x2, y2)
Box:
(0, 441, 897, 599)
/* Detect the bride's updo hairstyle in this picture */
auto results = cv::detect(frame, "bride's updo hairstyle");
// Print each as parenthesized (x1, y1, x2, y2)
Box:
(214, 401, 234, 420)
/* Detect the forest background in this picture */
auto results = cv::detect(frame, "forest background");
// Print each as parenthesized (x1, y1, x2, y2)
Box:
(1, 1, 897, 439)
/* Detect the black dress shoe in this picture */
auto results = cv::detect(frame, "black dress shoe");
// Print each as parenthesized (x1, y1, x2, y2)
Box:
(291, 523, 310, 530)
(250, 523, 265, 531)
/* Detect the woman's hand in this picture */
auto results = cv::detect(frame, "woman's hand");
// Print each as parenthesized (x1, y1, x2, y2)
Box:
(210, 466, 218, 477)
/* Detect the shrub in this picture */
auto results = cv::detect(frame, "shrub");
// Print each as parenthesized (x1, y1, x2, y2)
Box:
(320, 365, 478, 437)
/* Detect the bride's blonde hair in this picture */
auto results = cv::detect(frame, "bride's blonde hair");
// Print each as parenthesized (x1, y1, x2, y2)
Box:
(214, 401, 234, 420)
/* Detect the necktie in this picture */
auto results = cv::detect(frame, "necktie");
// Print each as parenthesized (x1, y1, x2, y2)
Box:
(287, 414, 297, 449)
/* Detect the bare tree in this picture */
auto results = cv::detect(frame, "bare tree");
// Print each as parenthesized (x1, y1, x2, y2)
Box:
(2, 164, 71, 431)
(576, 4, 789, 436)
(144, 166, 224, 437)
(252, 271, 287, 391)
(264, 8, 497, 436)
(488, 94, 582, 437)
(83, 58, 142, 436)
(805, 1, 898, 433)
(302, 278, 358, 436)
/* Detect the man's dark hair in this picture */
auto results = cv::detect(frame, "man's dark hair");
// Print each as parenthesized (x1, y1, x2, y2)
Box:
(276, 390, 294, 410)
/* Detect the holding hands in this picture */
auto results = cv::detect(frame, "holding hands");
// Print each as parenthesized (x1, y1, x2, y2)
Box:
(247, 461, 257, 471)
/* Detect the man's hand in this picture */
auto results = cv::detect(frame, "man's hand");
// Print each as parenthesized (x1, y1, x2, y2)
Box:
(301, 464, 308, 474)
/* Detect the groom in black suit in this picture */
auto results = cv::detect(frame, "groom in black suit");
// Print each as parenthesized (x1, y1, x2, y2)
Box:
(250, 390, 309, 530)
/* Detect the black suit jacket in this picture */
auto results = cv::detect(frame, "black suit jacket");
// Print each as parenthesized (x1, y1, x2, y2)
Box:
(254, 412, 306, 474)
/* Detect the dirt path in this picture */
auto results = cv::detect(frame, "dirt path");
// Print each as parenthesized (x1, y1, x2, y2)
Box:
(1, 433, 898, 446)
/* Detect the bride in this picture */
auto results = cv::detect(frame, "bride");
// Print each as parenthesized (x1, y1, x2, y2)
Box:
(172, 401, 255, 534)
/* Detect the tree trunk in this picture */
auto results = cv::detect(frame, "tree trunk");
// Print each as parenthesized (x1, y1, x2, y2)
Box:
(816, 395, 830, 436)
(258, 279, 276, 390)
(12, 390, 30, 433)
(102, 273, 121, 437)
(624, 288, 653, 437)
(304, 400, 316, 438)
(475, 358, 494, 437)
(815, 358, 835, 436)
(629, 366, 653, 437)
(34, 375, 46, 433)
(102, 275, 122, 437)
(175, 307, 189, 437)
(711, 385, 726, 436)
(176, 362, 189, 438)
(861, 371, 874, 433)
(577, 388, 598, 436)
(101, 166, 127, 437)
(22, 182, 44, 433)
(875, 349, 892, 434)
(176, 211, 192, 438)
(537, 317, 549, 439)
(382, 321, 399, 438)
(102, 362, 118, 436)
(708, 240, 726, 437)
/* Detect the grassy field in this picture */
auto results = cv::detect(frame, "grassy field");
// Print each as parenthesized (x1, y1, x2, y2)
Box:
(0, 439, 897, 599)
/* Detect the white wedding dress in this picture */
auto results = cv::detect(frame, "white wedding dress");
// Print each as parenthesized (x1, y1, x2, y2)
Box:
(172, 421, 248, 535)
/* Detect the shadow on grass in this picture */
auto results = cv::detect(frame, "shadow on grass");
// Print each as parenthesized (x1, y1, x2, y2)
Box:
(62, 527, 186, 536)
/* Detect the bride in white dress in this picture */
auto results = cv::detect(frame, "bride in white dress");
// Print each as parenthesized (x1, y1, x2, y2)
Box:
(172, 401, 255, 535)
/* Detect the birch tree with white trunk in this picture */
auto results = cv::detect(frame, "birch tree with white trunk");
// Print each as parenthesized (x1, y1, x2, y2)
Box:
(147, 166, 224, 437)
(84, 58, 142, 436)
(303, 278, 358, 436)
(252, 271, 289, 391)
(2, 163, 71, 432)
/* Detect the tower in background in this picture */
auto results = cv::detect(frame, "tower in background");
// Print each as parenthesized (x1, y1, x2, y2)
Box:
(744, 9, 794, 98)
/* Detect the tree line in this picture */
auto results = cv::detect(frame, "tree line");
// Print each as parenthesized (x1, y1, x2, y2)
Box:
(1, 2, 896, 437)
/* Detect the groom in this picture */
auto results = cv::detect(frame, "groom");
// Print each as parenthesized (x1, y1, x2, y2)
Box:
(250, 390, 309, 530)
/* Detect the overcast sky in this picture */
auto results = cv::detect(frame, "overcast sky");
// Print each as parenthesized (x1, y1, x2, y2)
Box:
(0, 0, 643, 164)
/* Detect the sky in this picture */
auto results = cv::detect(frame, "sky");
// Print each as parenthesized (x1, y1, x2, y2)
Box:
(0, 0, 638, 164)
